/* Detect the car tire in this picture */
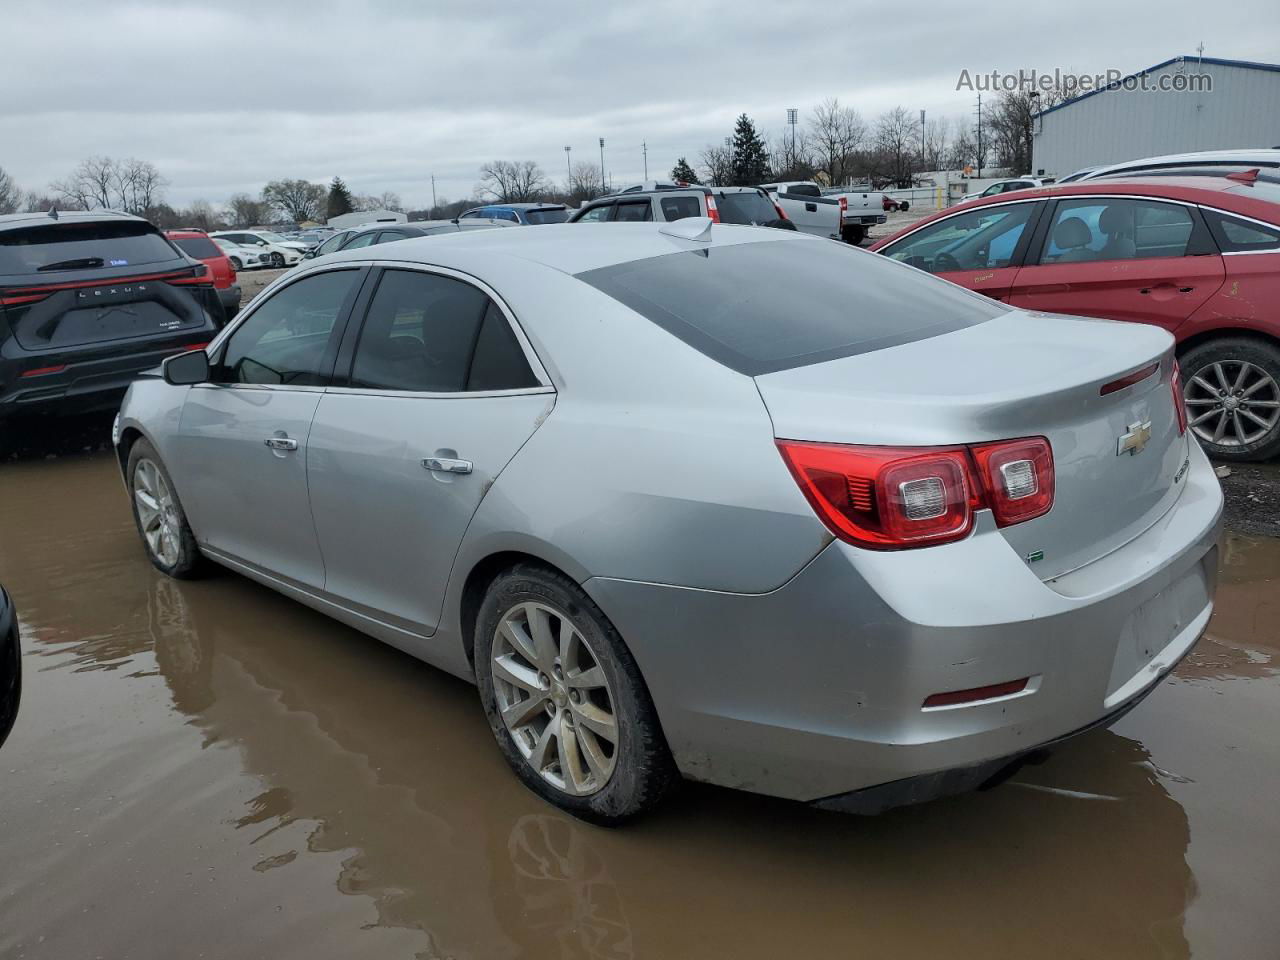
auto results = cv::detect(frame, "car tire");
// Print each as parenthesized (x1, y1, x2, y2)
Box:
(1180, 337, 1280, 462)
(270, 252, 285, 268)
(475, 564, 677, 825)
(842, 224, 866, 245)
(229, 256, 242, 270)
(126, 438, 205, 579)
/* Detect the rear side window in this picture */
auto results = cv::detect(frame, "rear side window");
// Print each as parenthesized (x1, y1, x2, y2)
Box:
(349, 269, 536, 392)
(576, 205, 612, 223)
(613, 202, 653, 222)
(525, 208, 569, 224)
(171, 236, 221, 259)
(716, 191, 780, 226)
(577, 239, 1001, 375)
(1039, 198, 1195, 263)
(0, 220, 180, 275)
(219, 269, 359, 385)
(660, 196, 702, 220)
(1202, 210, 1280, 252)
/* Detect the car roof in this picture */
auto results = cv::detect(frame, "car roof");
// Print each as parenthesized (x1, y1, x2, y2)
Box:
(1082, 148, 1280, 179)
(0, 209, 148, 233)
(312, 220, 803, 277)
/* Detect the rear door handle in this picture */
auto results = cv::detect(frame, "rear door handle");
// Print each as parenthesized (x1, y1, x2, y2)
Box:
(422, 456, 472, 474)
(264, 436, 298, 451)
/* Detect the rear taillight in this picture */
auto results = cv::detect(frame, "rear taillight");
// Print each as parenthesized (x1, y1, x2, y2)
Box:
(1171, 360, 1188, 435)
(20, 364, 68, 378)
(169, 263, 211, 285)
(838, 196, 847, 222)
(705, 195, 721, 223)
(970, 437, 1055, 527)
(772, 201, 788, 221)
(777, 437, 1055, 550)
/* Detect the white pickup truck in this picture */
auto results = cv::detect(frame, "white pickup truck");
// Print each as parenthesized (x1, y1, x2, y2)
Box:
(756, 181, 843, 241)
(820, 186, 890, 244)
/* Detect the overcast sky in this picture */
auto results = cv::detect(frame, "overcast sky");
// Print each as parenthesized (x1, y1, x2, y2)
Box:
(3, 0, 1277, 209)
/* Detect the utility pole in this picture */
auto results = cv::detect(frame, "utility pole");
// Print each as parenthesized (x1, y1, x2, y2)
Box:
(599, 138, 606, 193)
(919, 109, 926, 171)
(431, 174, 437, 211)
(642, 141, 648, 180)
(975, 94, 983, 178)
(564, 145, 571, 183)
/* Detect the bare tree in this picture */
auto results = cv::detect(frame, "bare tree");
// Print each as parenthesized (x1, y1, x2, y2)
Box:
(48, 156, 168, 213)
(117, 159, 167, 213)
(986, 90, 1066, 174)
(0, 166, 20, 215)
(477, 160, 549, 202)
(566, 161, 604, 203)
(227, 192, 272, 227)
(808, 98, 867, 187)
(921, 116, 954, 172)
(261, 179, 326, 222)
(873, 106, 916, 186)
(51, 156, 115, 209)
(698, 143, 733, 186)
(353, 190, 404, 212)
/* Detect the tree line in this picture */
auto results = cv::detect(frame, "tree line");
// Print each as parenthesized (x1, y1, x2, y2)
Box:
(0, 89, 1056, 227)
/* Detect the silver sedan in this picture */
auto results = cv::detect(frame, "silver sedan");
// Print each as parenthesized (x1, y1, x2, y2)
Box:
(114, 220, 1222, 823)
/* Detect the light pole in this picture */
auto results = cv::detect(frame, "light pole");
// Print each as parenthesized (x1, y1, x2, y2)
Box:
(786, 108, 797, 169)
(599, 138, 606, 193)
(564, 145, 571, 183)
(430, 174, 437, 211)
(642, 141, 648, 181)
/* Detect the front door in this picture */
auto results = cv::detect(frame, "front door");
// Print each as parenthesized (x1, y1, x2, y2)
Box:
(1008, 196, 1225, 331)
(307, 267, 553, 635)
(175, 267, 365, 589)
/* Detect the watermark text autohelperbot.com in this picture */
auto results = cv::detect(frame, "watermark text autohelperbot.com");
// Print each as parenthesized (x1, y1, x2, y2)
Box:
(956, 68, 1213, 96)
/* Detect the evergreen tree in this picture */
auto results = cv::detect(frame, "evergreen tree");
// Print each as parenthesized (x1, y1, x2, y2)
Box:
(669, 157, 700, 185)
(730, 114, 771, 185)
(326, 176, 354, 220)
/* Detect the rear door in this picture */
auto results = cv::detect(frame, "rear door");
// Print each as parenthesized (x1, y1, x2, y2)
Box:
(877, 200, 1044, 301)
(1008, 196, 1225, 331)
(307, 266, 553, 635)
(176, 267, 366, 589)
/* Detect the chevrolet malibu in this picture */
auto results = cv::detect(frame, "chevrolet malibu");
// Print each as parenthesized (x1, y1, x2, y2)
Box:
(113, 220, 1222, 824)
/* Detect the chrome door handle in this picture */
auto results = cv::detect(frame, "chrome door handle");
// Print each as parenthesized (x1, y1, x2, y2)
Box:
(422, 456, 472, 474)
(264, 437, 298, 451)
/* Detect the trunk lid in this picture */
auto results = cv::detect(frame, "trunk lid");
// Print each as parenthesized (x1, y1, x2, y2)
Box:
(755, 311, 1188, 579)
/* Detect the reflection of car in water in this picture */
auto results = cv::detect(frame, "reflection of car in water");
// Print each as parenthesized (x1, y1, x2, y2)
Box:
(0, 585, 19, 748)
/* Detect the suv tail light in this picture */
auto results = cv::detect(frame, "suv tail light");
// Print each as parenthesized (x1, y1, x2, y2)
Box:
(838, 196, 848, 222)
(705, 194, 721, 223)
(772, 200, 788, 221)
(1171, 360, 1188, 435)
(777, 437, 1055, 550)
(969, 437, 1055, 527)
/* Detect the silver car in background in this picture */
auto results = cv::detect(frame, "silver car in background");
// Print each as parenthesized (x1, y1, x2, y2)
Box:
(113, 221, 1222, 823)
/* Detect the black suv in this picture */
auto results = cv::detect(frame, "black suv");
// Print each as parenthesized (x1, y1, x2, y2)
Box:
(568, 185, 795, 230)
(0, 211, 224, 422)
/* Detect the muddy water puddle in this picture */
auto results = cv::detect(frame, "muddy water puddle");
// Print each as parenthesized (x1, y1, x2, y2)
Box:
(1, 451, 1278, 959)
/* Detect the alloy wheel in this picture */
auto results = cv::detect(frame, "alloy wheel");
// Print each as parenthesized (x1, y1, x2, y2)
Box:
(133, 459, 181, 568)
(492, 602, 618, 796)
(1184, 360, 1280, 448)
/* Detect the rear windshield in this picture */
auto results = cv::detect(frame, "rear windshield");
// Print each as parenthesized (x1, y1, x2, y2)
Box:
(576, 239, 1002, 375)
(781, 184, 822, 198)
(525, 208, 569, 224)
(171, 236, 222, 259)
(716, 191, 780, 226)
(0, 220, 179, 276)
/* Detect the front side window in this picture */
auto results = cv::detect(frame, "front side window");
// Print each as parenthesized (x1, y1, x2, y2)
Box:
(576, 205, 612, 223)
(316, 233, 348, 255)
(218, 270, 359, 385)
(525, 208, 569, 224)
(1039, 198, 1194, 264)
(342, 232, 380, 249)
(349, 269, 537, 392)
(883, 203, 1037, 273)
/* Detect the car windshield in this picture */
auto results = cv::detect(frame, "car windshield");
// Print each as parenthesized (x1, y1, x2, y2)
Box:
(715, 191, 780, 226)
(0, 220, 180, 275)
(258, 232, 287, 242)
(577, 238, 1002, 375)
(171, 236, 221, 259)
(524, 208, 569, 224)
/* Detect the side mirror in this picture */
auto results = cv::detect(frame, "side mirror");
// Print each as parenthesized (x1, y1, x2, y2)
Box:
(303, 250, 316, 259)
(163, 348, 210, 386)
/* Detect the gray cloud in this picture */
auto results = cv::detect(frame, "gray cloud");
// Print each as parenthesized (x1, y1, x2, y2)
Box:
(3, 0, 1276, 206)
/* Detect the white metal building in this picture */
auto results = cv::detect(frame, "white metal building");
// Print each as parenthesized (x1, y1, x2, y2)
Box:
(1032, 56, 1280, 178)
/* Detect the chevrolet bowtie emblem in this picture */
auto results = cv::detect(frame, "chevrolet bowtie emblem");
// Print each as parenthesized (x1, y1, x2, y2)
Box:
(1117, 420, 1153, 456)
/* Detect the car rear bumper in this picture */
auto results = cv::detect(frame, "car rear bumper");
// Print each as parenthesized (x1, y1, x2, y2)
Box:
(584, 440, 1222, 807)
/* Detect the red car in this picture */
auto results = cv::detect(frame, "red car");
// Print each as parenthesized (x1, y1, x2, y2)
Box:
(165, 229, 240, 321)
(870, 174, 1280, 461)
